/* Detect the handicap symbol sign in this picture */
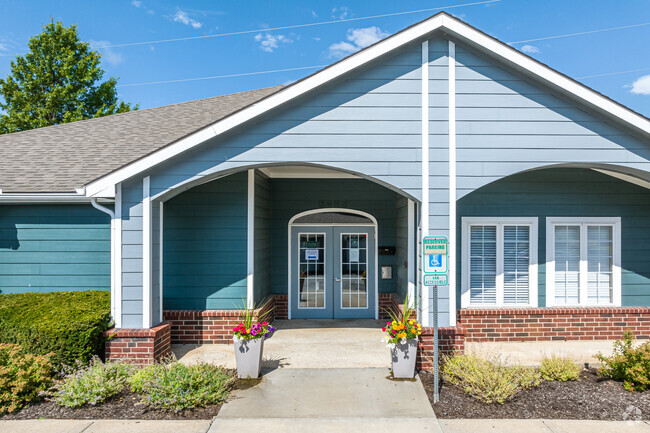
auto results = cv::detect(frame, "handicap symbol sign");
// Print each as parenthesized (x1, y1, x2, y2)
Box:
(429, 254, 442, 268)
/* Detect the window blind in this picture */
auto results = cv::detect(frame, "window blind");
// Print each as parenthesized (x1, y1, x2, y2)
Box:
(503, 225, 530, 305)
(554, 225, 580, 305)
(587, 225, 613, 304)
(469, 225, 497, 305)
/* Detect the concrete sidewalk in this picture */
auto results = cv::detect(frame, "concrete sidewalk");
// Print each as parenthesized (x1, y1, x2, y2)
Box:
(3, 418, 650, 433)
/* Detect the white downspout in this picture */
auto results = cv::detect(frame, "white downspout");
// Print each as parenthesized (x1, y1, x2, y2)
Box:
(90, 198, 117, 324)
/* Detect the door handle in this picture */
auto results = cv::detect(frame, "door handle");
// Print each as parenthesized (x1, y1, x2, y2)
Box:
(335, 278, 341, 282)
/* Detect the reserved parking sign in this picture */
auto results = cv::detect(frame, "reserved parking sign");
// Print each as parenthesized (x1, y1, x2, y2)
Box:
(423, 236, 447, 274)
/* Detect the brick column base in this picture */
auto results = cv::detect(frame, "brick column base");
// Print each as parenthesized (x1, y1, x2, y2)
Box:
(417, 326, 466, 372)
(104, 321, 171, 364)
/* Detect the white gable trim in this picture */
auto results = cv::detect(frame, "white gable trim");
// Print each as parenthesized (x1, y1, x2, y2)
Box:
(84, 13, 650, 198)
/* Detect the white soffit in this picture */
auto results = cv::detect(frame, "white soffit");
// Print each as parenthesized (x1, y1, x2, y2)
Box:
(259, 166, 360, 179)
(593, 169, 650, 190)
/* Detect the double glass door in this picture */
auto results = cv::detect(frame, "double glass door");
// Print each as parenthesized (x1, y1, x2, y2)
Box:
(290, 225, 375, 319)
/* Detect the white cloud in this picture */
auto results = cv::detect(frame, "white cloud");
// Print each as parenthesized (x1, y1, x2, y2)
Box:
(90, 40, 123, 66)
(311, 10, 318, 18)
(521, 44, 540, 54)
(331, 6, 349, 20)
(131, 1, 154, 14)
(328, 26, 389, 58)
(173, 10, 202, 29)
(254, 33, 294, 53)
(629, 74, 650, 95)
(0, 42, 8, 52)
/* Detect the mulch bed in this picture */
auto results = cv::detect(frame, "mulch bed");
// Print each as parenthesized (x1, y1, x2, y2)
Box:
(0, 377, 258, 421)
(420, 369, 650, 420)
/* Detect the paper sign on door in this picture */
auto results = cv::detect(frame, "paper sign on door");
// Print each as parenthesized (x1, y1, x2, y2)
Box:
(349, 248, 359, 262)
(305, 249, 319, 261)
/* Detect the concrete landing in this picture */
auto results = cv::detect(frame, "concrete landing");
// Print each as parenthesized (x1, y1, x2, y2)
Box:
(174, 319, 390, 369)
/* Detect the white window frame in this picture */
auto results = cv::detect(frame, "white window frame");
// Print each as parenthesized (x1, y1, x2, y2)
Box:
(461, 217, 539, 308)
(546, 217, 621, 307)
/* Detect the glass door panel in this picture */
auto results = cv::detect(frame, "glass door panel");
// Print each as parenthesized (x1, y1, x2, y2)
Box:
(340, 233, 368, 308)
(298, 233, 325, 309)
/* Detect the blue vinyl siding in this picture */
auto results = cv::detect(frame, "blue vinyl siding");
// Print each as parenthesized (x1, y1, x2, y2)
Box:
(112, 32, 650, 328)
(163, 172, 247, 310)
(457, 168, 650, 308)
(147, 42, 424, 202)
(269, 178, 399, 295)
(254, 171, 271, 304)
(395, 196, 409, 301)
(0, 204, 110, 294)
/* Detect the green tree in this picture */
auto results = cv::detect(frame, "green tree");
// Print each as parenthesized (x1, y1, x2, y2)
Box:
(0, 21, 136, 134)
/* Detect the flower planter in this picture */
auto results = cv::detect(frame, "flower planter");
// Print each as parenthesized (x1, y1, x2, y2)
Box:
(391, 338, 418, 379)
(234, 337, 264, 379)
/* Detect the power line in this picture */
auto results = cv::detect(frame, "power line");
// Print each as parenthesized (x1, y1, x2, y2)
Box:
(577, 67, 650, 79)
(507, 21, 650, 44)
(0, 0, 500, 57)
(96, 0, 501, 48)
(116, 62, 650, 88)
(116, 65, 328, 87)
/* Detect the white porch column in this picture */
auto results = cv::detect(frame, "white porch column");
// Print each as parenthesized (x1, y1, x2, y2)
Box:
(420, 40, 430, 326)
(247, 169, 255, 309)
(114, 184, 123, 328)
(142, 176, 152, 328)
(448, 40, 457, 326)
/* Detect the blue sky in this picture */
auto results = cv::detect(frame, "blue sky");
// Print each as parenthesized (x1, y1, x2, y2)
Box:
(1, 0, 650, 116)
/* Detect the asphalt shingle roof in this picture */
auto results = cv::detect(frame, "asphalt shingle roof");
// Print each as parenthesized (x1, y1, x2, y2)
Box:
(0, 85, 283, 193)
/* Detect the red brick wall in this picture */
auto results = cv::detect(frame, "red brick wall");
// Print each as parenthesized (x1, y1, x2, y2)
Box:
(163, 296, 278, 345)
(274, 295, 288, 320)
(379, 293, 402, 319)
(417, 326, 465, 371)
(459, 307, 650, 342)
(104, 321, 171, 364)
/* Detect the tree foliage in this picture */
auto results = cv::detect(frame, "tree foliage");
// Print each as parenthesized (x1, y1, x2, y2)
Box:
(0, 21, 136, 134)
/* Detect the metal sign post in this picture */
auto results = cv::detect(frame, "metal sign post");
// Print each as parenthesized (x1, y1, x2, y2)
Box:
(422, 235, 448, 404)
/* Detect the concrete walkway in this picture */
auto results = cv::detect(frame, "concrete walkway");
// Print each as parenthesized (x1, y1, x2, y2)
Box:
(174, 319, 389, 369)
(212, 367, 437, 432)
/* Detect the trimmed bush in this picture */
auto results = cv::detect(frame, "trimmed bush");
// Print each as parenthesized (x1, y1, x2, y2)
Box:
(49, 358, 134, 407)
(0, 291, 111, 368)
(128, 360, 233, 411)
(0, 343, 53, 413)
(540, 356, 580, 382)
(596, 331, 650, 392)
(442, 353, 542, 404)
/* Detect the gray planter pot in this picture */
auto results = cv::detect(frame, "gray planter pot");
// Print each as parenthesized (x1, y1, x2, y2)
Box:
(234, 337, 264, 379)
(391, 338, 418, 379)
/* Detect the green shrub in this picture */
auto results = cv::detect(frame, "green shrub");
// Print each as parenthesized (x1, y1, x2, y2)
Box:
(49, 358, 134, 407)
(442, 353, 542, 404)
(128, 361, 233, 411)
(0, 343, 53, 413)
(539, 355, 581, 382)
(0, 291, 111, 368)
(596, 331, 650, 392)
